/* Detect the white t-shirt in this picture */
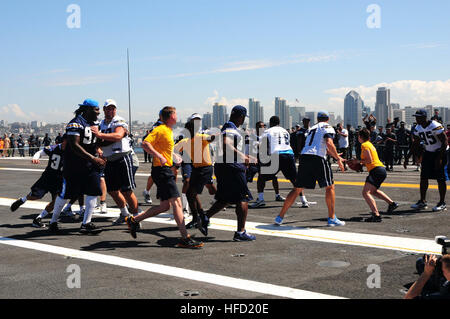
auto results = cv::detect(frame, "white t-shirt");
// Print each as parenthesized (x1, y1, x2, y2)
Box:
(301, 122, 336, 159)
(338, 128, 349, 148)
(262, 126, 294, 155)
(99, 116, 132, 159)
(413, 120, 447, 152)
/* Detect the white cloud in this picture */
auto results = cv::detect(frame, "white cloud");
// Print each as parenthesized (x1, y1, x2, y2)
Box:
(325, 79, 450, 112)
(1, 104, 31, 121)
(204, 90, 248, 108)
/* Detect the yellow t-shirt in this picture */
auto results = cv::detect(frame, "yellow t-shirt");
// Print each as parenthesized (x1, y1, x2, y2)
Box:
(361, 141, 384, 172)
(175, 133, 213, 168)
(144, 124, 174, 167)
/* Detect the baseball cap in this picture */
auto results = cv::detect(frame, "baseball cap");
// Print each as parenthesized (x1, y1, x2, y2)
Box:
(231, 105, 249, 118)
(188, 113, 202, 121)
(317, 110, 330, 119)
(104, 99, 117, 108)
(413, 109, 427, 118)
(79, 99, 99, 108)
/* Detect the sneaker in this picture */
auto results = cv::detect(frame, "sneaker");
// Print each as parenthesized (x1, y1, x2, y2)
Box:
(411, 200, 428, 210)
(185, 219, 198, 229)
(250, 199, 266, 208)
(432, 203, 447, 212)
(197, 210, 209, 236)
(177, 236, 204, 249)
(328, 217, 346, 227)
(78, 207, 86, 219)
(48, 222, 59, 233)
(61, 206, 76, 217)
(32, 217, 46, 228)
(143, 191, 152, 204)
(274, 215, 284, 226)
(275, 195, 286, 202)
(387, 202, 399, 213)
(10, 198, 24, 212)
(233, 231, 256, 242)
(297, 201, 310, 208)
(113, 214, 129, 226)
(99, 202, 108, 214)
(80, 222, 103, 235)
(125, 216, 139, 239)
(364, 214, 382, 223)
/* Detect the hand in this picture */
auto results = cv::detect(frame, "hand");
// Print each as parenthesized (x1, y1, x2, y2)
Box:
(173, 153, 182, 165)
(92, 157, 106, 167)
(245, 155, 258, 166)
(90, 126, 100, 137)
(423, 255, 437, 276)
(159, 155, 168, 166)
(32, 159, 40, 165)
(337, 157, 345, 172)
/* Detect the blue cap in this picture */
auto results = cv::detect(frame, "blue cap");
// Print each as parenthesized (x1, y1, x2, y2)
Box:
(317, 110, 330, 119)
(231, 105, 249, 118)
(413, 109, 427, 118)
(79, 99, 99, 108)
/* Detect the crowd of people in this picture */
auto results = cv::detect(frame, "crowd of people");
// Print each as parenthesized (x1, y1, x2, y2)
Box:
(0, 133, 56, 158)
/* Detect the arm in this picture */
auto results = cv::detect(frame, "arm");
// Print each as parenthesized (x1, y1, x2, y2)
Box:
(32, 149, 46, 164)
(142, 140, 167, 166)
(91, 126, 127, 143)
(223, 135, 256, 165)
(404, 255, 437, 299)
(67, 135, 105, 167)
(325, 138, 345, 172)
(359, 148, 373, 166)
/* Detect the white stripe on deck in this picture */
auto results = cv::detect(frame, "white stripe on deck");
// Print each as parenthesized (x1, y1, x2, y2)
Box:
(0, 198, 442, 255)
(0, 237, 342, 299)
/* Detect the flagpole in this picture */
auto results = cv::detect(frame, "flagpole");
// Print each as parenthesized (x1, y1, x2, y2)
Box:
(127, 48, 132, 135)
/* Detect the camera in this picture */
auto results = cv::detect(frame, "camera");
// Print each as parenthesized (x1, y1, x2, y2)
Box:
(415, 236, 450, 298)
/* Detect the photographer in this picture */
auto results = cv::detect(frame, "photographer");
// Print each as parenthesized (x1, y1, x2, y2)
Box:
(404, 254, 450, 299)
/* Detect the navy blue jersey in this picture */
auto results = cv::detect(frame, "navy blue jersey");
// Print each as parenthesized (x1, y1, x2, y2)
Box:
(219, 121, 245, 169)
(64, 115, 99, 169)
(43, 144, 64, 175)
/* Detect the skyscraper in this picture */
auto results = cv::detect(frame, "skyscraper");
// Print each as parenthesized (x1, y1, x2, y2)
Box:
(344, 90, 364, 128)
(249, 98, 264, 128)
(375, 87, 391, 127)
(212, 103, 227, 127)
(274, 97, 291, 128)
(202, 112, 212, 129)
(289, 107, 305, 126)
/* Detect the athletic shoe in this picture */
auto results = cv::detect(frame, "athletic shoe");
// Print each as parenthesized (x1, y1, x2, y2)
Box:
(275, 195, 286, 202)
(48, 222, 59, 233)
(78, 207, 85, 219)
(113, 214, 129, 226)
(176, 236, 204, 249)
(197, 210, 209, 236)
(387, 202, 399, 213)
(432, 203, 447, 212)
(185, 220, 198, 229)
(143, 191, 152, 204)
(233, 231, 256, 242)
(250, 199, 266, 208)
(364, 214, 382, 223)
(411, 200, 428, 210)
(297, 201, 310, 208)
(32, 217, 46, 228)
(99, 202, 108, 214)
(125, 216, 138, 239)
(328, 217, 346, 227)
(274, 215, 284, 226)
(61, 206, 76, 217)
(10, 198, 24, 212)
(80, 223, 103, 235)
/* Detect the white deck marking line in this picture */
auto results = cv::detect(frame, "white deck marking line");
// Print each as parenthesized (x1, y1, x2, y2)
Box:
(0, 198, 442, 255)
(0, 237, 343, 299)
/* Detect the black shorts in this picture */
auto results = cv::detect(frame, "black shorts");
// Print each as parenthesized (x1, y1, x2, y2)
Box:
(260, 153, 297, 183)
(181, 163, 193, 182)
(189, 166, 214, 194)
(61, 166, 102, 199)
(30, 171, 62, 199)
(214, 163, 253, 204)
(294, 155, 333, 189)
(246, 163, 260, 183)
(152, 166, 180, 201)
(104, 154, 136, 192)
(366, 166, 387, 189)
(421, 151, 448, 181)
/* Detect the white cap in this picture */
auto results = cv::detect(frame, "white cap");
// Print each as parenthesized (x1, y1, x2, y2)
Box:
(104, 99, 117, 108)
(188, 113, 202, 121)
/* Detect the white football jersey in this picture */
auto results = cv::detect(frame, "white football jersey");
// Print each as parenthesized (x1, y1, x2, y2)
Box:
(262, 126, 293, 155)
(301, 122, 336, 159)
(99, 116, 132, 159)
(413, 120, 446, 152)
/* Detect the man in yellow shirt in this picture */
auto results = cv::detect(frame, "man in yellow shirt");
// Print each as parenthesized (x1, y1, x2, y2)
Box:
(354, 128, 398, 222)
(125, 106, 203, 249)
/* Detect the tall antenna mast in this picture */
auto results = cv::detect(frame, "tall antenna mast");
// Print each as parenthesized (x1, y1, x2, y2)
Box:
(127, 48, 132, 135)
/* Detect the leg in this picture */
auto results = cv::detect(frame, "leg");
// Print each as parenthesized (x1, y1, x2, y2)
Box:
(420, 178, 429, 202)
(325, 185, 336, 220)
(362, 183, 380, 216)
(272, 178, 280, 195)
(235, 202, 249, 232)
(122, 190, 139, 215)
(437, 179, 447, 204)
(100, 177, 107, 203)
(279, 187, 303, 219)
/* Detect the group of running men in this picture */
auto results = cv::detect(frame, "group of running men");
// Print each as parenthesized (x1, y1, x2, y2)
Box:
(9, 101, 449, 249)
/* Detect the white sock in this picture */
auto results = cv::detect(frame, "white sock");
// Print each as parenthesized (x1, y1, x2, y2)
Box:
(300, 195, 307, 203)
(120, 206, 130, 217)
(144, 189, 150, 195)
(38, 209, 49, 219)
(182, 193, 189, 210)
(21, 197, 27, 203)
(83, 196, 97, 225)
(50, 196, 68, 223)
(258, 193, 264, 201)
(80, 205, 85, 211)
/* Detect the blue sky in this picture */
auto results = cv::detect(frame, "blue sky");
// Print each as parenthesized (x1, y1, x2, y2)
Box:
(1, 0, 450, 124)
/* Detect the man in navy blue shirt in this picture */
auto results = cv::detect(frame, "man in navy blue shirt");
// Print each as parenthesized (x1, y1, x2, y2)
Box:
(198, 106, 257, 242)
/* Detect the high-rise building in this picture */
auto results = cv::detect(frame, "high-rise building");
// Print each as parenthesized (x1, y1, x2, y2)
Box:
(344, 90, 364, 128)
(391, 103, 400, 110)
(274, 97, 291, 129)
(375, 87, 391, 127)
(404, 106, 420, 126)
(305, 111, 317, 123)
(249, 98, 264, 128)
(212, 103, 227, 127)
(289, 107, 305, 126)
(202, 112, 212, 129)
(393, 109, 406, 123)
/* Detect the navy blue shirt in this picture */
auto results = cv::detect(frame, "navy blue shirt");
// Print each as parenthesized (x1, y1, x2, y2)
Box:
(65, 115, 98, 169)
(220, 121, 246, 170)
(43, 144, 64, 176)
